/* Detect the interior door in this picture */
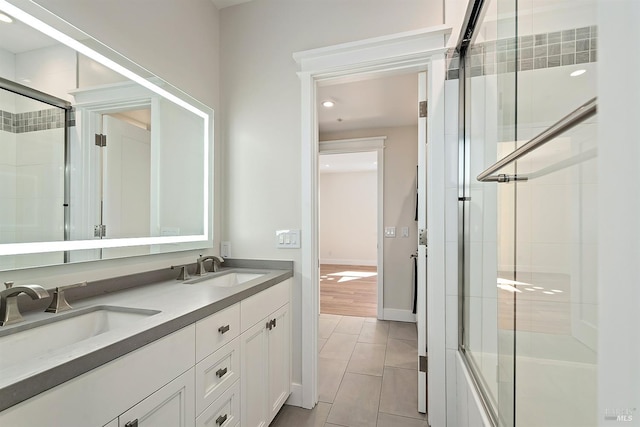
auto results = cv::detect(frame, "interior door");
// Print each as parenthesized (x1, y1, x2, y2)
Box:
(416, 71, 428, 414)
(101, 115, 151, 256)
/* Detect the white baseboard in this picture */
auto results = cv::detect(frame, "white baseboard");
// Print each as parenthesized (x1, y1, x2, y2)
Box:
(320, 259, 377, 267)
(285, 382, 303, 407)
(383, 308, 416, 322)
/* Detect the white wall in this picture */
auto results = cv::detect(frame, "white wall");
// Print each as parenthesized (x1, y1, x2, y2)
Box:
(220, 0, 443, 390)
(320, 170, 377, 266)
(597, 0, 640, 423)
(320, 126, 419, 312)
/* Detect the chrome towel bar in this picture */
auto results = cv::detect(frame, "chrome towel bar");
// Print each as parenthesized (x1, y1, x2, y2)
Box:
(477, 97, 597, 182)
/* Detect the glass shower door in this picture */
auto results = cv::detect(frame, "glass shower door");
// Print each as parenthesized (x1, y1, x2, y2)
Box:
(461, 0, 599, 425)
(462, 0, 518, 423)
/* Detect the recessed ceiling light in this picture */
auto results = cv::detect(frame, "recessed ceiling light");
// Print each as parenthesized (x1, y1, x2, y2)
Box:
(570, 69, 586, 77)
(0, 13, 13, 23)
(322, 100, 335, 108)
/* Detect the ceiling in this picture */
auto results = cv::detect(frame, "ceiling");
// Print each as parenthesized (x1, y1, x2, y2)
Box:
(0, 14, 58, 53)
(317, 72, 418, 134)
(317, 71, 418, 173)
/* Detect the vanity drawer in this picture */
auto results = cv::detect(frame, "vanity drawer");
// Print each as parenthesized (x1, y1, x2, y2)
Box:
(240, 279, 290, 331)
(196, 303, 240, 362)
(196, 337, 240, 416)
(196, 379, 240, 427)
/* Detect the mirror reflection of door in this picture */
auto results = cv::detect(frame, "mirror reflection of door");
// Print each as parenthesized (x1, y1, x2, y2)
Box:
(101, 111, 151, 258)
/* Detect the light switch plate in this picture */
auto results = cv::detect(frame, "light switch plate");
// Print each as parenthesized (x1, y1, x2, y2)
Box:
(401, 227, 409, 238)
(384, 226, 396, 238)
(276, 229, 300, 248)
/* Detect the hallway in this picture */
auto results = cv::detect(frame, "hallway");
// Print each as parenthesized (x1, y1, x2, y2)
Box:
(270, 314, 426, 427)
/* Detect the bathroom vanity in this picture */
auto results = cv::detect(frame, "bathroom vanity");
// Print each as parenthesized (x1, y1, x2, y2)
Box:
(0, 261, 293, 427)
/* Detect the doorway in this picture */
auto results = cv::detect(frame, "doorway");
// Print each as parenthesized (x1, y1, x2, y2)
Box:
(295, 27, 450, 422)
(319, 149, 381, 318)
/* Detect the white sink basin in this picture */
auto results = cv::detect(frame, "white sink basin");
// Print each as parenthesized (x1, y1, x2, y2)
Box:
(185, 272, 266, 287)
(0, 305, 160, 368)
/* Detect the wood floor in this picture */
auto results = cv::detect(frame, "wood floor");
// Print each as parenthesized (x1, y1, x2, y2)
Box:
(320, 264, 378, 318)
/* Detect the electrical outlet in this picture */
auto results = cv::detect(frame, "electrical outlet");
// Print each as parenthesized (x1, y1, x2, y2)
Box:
(221, 241, 231, 258)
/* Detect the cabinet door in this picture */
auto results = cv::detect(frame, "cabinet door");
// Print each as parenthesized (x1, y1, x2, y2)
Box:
(240, 320, 268, 427)
(104, 419, 118, 427)
(119, 368, 195, 427)
(267, 303, 290, 423)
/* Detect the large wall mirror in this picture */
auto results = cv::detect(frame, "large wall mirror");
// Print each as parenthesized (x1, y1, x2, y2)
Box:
(0, 0, 214, 270)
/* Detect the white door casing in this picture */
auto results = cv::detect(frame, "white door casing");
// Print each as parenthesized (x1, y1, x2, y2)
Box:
(294, 26, 452, 426)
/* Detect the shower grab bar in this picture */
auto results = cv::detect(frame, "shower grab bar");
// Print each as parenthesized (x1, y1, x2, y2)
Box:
(477, 97, 597, 182)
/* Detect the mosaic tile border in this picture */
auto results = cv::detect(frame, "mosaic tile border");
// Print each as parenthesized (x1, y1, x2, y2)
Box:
(446, 25, 597, 80)
(0, 108, 75, 133)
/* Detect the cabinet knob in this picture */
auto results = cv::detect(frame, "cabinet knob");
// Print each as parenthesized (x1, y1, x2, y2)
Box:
(216, 367, 228, 378)
(218, 324, 230, 334)
(125, 420, 138, 427)
(216, 413, 228, 426)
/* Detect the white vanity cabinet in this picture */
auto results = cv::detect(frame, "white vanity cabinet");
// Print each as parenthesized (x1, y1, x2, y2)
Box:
(118, 368, 195, 427)
(0, 277, 292, 427)
(240, 279, 291, 427)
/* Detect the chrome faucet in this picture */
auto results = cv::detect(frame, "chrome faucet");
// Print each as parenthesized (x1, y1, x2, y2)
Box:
(0, 281, 49, 326)
(195, 255, 225, 275)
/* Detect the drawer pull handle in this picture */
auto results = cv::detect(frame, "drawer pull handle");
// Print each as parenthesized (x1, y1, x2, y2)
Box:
(125, 420, 138, 427)
(266, 321, 272, 330)
(216, 414, 228, 426)
(272, 318, 277, 328)
(218, 324, 230, 334)
(216, 367, 228, 378)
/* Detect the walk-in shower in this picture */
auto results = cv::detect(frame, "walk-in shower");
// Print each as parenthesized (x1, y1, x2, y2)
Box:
(0, 78, 71, 270)
(457, 0, 598, 425)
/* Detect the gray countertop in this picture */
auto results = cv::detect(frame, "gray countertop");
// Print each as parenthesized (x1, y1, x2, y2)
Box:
(0, 259, 293, 412)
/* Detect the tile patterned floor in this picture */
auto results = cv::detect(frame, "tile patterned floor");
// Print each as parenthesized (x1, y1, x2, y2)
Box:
(270, 314, 427, 427)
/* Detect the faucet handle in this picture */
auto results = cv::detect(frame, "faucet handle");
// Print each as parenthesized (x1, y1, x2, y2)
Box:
(4, 281, 14, 289)
(171, 264, 191, 280)
(45, 281, 87, 313)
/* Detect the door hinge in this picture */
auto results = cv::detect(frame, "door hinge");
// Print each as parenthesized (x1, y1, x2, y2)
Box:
(419, 101, 428, 118)
(419, 355, 428, 373)
(95, 133, 107, 147)
(94, 224, 106, 238)
(419, 228, 428, 246)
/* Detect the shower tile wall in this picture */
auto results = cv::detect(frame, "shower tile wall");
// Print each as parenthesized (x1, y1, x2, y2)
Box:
(446, 25, 597, 80)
